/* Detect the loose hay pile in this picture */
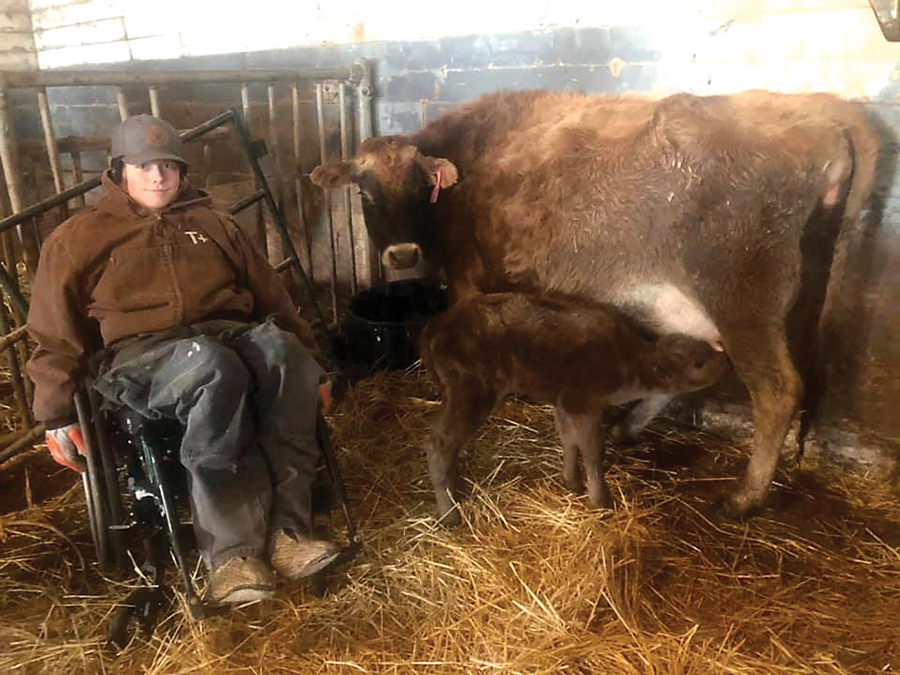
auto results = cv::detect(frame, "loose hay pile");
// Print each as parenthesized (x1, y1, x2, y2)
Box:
(1, 368, 898, 674)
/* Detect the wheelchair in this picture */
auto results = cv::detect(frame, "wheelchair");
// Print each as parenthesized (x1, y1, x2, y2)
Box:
(74, 385, 360, 650)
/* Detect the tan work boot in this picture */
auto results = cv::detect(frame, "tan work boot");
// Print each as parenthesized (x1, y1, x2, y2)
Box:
(206, 556, 276, 604)
(269, 529, 340, 581)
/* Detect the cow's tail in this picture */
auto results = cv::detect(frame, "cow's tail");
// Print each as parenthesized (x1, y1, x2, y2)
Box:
(797, 104, 881, 458)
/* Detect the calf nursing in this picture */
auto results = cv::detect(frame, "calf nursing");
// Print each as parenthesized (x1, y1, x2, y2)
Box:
(419, 293, 729, 526)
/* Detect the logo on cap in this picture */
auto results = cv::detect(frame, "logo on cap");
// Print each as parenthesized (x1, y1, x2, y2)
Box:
(145, 123, 170, 148)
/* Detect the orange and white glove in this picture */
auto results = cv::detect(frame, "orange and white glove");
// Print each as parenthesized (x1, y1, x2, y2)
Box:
(46, 423, 87, 473)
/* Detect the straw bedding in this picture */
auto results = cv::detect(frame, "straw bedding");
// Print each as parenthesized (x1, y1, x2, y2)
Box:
(0, 367, 898, 674)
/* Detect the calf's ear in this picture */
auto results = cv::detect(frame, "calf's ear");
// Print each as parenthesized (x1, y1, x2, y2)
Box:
(419, 156, 459, 188)
(310, 161, 354, 188)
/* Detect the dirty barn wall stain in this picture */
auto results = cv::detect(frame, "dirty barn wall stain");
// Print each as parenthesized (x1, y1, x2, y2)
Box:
(1, 0, 900, 464)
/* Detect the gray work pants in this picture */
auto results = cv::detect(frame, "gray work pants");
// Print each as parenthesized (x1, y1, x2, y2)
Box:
(94, 319, 325, 569)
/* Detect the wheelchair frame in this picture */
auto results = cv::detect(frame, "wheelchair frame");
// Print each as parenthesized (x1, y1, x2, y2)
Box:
(77, 386, 360, 649)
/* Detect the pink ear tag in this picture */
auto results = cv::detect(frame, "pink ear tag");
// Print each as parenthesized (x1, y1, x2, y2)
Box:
(430, 169, 442, 203)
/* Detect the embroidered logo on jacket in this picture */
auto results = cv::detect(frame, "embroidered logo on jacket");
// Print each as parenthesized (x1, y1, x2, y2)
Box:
(184, 230, 209, 245)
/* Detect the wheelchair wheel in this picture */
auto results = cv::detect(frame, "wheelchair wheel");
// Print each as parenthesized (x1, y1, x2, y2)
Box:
(76, 390, 127, 571)
(81, 462, 108, 567)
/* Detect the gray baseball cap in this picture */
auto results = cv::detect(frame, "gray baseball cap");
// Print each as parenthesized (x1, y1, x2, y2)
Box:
(110, 114, 187, 166)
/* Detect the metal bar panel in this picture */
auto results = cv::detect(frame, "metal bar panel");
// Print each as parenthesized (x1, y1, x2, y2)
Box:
(241, 84, 252, 126)
(227, 189, 265, 215)
(115, 87, 128, 121)
(201, 141, 211, 188)
(0, 230, 24, 322)
(316, 83, 338, 322)
(148, 86, 161, 117)
(0, 261, 28, 322)
(37, 88, 68, 219)
(0, 424, 44, 466)
(339, 82, 357, 295)
(242, 84, 267, 257)
(356, 59, 374, 141)
(0, 82, 39, 273)
(292, 81, 313, 277)
(0, 300, 31, 427)
(0, 324, 26, 351)
(230, 107, 333, 363)
(353, 59, 379, 286)
(71, 151, 86, 207)
(2, 68, 354, 89)
(267, 83, 284, 214)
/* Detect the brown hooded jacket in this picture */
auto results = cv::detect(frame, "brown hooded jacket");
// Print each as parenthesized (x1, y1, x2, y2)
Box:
(26, 173, 320, 427)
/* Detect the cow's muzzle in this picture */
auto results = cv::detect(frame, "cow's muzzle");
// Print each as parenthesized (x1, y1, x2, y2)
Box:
(382, 243, 421, 270)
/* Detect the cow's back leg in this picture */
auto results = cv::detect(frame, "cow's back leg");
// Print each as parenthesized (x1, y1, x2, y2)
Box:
(609, 393, 674, 444)
(554, 407, 612, 509)
(426, 382, 497, 527)
(721, 326, 802, 517)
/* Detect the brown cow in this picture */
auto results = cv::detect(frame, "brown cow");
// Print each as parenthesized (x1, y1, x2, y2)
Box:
(311, 89, 879, 517)
(419, 293, 729, 526)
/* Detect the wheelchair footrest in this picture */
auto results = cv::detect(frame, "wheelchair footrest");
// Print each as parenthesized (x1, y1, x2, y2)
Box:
(108, 585, 172, 651)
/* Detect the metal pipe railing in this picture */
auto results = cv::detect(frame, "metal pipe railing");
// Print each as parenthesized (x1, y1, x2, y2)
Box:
(115, 87, 129, 121)
(36, 89, 68, 217)
(316, 83, 338, 322)
(229, 106, 331, 353)
(354, 59, 380, 283)
(241, 82, 267, 257)
(148, 86, 161, 117)
(1, 67, 359, 89)
(267, 83, 285, 215)
(0, 85, 39, 274)
(291, 81, 313, 277)
(339, 82, 357, 295)
(0, 299, 31, 428)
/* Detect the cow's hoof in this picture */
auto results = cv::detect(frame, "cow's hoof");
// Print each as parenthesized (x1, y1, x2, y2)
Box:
(609, 422, 639, 447)
(587, 485, 614, 511)
(436, 506, 462, 529)
(711, 493, 763, 521)
(563, 476, 586, 496)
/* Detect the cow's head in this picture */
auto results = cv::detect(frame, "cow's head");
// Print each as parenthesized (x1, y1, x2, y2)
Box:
(310, 136, 458, 270)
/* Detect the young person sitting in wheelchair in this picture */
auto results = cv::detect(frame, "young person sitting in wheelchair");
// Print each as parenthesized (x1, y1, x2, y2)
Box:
(26, 114, 339, 605)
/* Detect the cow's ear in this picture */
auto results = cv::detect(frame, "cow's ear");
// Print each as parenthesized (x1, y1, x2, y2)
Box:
(310, 161, 354, 188)
(420, 156, 459, 188)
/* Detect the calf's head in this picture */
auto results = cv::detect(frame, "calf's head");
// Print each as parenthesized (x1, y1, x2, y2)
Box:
(649, 334, 729, 392)
(310, 136, 458, 270)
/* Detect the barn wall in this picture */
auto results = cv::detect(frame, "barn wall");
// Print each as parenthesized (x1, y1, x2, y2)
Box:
(5, 0, 900, 456)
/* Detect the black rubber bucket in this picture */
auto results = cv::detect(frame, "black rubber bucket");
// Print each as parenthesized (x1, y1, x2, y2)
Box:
(335, 279, 448, 373)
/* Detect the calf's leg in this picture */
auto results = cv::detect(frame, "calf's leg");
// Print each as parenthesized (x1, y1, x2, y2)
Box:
(610, 393, 674, 444)
(426, 384, 496, 527)
(554, 407, 612, 509)
(721, 326, 802, 517)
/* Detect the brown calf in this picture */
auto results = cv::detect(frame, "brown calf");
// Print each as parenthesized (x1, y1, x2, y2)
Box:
(419, 293, 729, 526)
